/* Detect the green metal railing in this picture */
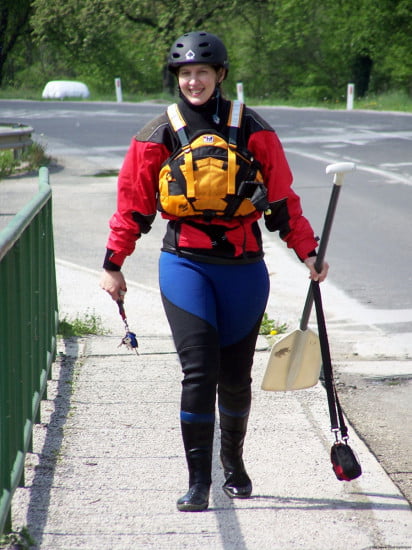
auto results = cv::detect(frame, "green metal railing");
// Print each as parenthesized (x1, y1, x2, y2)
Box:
(0, 167, 58, 534)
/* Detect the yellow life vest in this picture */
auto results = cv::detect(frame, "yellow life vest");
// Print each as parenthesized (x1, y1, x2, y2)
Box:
(158, 100, 268, 220)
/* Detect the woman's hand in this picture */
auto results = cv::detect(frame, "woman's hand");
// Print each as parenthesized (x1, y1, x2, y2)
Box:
(304, 257, 329, 282)
(100, 270, 127, 301)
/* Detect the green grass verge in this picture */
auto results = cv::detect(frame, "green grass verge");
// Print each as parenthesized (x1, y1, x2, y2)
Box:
(0, 87, 411, 112)
(58, 311, 110, 337)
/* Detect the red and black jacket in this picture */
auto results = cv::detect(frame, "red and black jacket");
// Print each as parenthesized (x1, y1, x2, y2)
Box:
(104, 97, 318, 270)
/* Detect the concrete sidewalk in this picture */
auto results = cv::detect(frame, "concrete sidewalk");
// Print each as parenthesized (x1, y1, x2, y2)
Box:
(10, 252, 412, 549)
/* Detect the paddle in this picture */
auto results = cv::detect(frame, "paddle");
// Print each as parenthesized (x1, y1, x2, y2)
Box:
(261, 162, 355, 391)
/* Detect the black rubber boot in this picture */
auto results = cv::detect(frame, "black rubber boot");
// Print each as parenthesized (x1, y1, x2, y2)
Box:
(177, 420, 214, 512)
(220, 412, 252, 498)
(177, 448, 211, 512)
(176, 483, 210, 512)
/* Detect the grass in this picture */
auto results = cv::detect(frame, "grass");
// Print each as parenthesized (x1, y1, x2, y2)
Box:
(0, 526, 36, 549)
(58, 310, 110, 337)
(249, 89, 412, 112)
(354, 90, 412, 112)
(90, 169, 119, 177)
(0, 86, 171, 104)
(0, 86, 411, 112)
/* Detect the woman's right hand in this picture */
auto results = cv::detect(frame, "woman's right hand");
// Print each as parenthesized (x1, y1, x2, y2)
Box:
(99, 270, 127, 301)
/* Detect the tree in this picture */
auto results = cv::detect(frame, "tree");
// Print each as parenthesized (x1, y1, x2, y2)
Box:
(0, 0, 32, 86)
(4, 0, 411, 99)
(374, 0, 412, 94)
(30, 0, 238, 94)
(31, 1, 122, 77)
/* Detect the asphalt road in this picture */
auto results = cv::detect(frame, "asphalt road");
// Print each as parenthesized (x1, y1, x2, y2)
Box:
(1, 99, 411, 314)
(1, 99, 411, 504)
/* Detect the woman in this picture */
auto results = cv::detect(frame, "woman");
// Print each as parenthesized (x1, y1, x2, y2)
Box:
(100, 31, 328, 512)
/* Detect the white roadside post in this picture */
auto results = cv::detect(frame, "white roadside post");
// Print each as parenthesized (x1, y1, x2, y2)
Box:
(347, 83, 355, 110)
(236, 82, 244, 102)
(115, 78, 123, 103)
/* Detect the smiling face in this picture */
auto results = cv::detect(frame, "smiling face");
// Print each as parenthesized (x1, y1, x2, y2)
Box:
(177, 64, 225, 106)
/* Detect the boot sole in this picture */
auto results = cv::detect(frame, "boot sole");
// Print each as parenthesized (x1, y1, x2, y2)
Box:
(177, 502, 209, 512)
(222, 486, 252, 499)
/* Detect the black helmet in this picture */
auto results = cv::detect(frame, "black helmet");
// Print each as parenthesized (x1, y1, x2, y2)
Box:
(167, 31, 229, 75)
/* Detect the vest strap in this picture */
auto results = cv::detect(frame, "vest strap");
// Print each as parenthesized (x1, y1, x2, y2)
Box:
(167, 104, 195, 196)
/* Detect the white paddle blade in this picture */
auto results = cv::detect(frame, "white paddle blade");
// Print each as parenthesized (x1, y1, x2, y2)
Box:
(261, 328, 322, 391)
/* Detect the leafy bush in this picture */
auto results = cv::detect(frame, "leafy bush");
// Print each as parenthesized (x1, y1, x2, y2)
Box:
(290, 85, 336, 103)
(20, 142, 53, 171)
(0, 142, 53, 180)
(259, 313, 288, 336)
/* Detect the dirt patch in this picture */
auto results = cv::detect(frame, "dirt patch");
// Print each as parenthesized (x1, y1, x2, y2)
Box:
(335, 370, 412, 506)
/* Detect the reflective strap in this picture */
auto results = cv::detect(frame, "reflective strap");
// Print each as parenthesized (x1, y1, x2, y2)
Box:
(227, 100, 243, 145)
(167, 103, 186, 131)
(227, 100, 243, 194)
(167, 103, 190, 147)
(229, 100, 243, 129)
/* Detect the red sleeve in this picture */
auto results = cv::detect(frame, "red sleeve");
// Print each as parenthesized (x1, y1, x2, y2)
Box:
(247, 130, 318, 260)
(106, 138, 170, 265)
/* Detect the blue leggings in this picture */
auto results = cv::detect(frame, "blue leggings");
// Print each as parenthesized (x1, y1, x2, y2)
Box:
(159, 252, 270, 420)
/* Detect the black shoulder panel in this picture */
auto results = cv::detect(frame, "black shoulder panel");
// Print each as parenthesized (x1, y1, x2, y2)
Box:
(135, 113, 170, 143)
(236, 106, 275, 149)
(243, 107, 274, 134)
(134, 112, 178, 153)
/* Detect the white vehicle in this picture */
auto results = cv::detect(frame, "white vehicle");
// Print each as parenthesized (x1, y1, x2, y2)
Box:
(42, 80, 90, 100)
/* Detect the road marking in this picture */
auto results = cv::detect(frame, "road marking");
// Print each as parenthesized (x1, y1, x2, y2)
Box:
(380, 162, 412, 168)
(285, 148, 412, 186)
(282, 129, 412, 145)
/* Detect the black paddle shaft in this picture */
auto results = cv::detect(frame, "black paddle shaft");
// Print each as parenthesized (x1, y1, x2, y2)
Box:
(299, 181, 342, 330)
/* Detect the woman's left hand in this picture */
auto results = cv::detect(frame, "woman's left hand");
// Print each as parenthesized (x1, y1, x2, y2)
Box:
(304, 256, 329, 282)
